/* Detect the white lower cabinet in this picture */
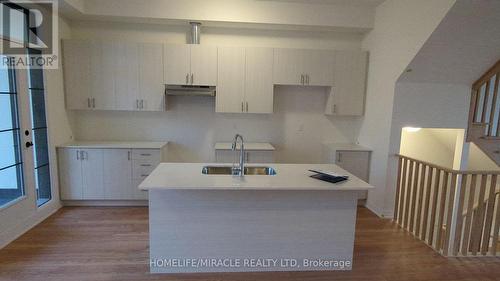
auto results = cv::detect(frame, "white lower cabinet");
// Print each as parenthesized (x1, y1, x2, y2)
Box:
(59, 147, 162, 201)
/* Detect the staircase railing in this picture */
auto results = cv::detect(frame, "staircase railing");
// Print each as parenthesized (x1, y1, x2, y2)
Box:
(394, 154, 500, 257)
(467, 59, 500, 140)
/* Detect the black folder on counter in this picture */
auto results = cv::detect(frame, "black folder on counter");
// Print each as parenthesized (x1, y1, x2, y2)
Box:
(308, 169, 349, 184)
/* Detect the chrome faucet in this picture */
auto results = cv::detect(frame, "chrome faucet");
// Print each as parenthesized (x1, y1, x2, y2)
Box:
(231, 134, 245, 176)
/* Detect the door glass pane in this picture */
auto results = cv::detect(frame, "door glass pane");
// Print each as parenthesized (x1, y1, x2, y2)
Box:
(28, 51, 51, 207)
(0, 62, 25, 207)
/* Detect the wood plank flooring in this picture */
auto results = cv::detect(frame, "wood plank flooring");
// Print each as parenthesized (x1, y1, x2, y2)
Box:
(0, 207, 499, 281)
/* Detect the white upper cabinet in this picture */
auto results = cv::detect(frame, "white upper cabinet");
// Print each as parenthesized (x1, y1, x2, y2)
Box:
(216, 47, 274, 114)
(190, 45, 217, 86)
(164, 44, 217, 86)
(62, 40, 91, 110)
(273, 48, 304, 85)
(164, 44, 191, 85)
(245, 47, 274, 114)
(114, 42, 139, 111)
(138, 43, 165, 111)
(216, 46, 245, 113)
(63, 39, 165, 112)
(325, 50, 368, 116)
(273, 48, 334, 86)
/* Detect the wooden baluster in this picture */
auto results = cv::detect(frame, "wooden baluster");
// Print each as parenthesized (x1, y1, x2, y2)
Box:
(491, 177, 500, 256)
(421, 167, 434, 242)
(415, 164, 427, 238)
(394, 157, 403, 222)
(453, 174, 468, 256)
(488, 74, 499, 136)
(470, 175, 488, 256)
(409, 163, 421, 234)
(462, 174, 478, 255)
(481, 80, 491, 123)
(435, 172, 450, 252)
(481, 175, 497, 255)
(403, 160, 415, 230)
(428, 169, 442, 247)
(397, 158, 408, 225)
(443, 173, 457, 256)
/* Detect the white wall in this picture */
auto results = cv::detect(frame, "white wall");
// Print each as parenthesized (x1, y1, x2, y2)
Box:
(0, 16, 72, 249)
(358, 0, 456, 216)
(467, 143, 500, 171)
(399, 128, 460, 169)
(68, 20, 364, 163)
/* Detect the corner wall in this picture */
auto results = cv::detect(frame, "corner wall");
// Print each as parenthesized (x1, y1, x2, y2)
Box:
(359, 0, 456, 216)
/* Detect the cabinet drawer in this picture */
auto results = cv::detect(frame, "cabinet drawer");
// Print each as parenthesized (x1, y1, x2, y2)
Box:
(133, 160, 159, 179)
(131, 149, 161, 161)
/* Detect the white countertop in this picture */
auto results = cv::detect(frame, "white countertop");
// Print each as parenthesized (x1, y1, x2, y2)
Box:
(139, 163, 373, 191)
(323, 143, 372, 152)
(215, 142, 275, 151)
(57, 141, 168, 149)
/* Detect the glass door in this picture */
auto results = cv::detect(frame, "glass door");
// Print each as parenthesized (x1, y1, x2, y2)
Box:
(0, 58, 25, 207)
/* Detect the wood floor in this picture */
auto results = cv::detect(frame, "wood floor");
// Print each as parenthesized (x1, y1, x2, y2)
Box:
(0, 207, 499, 281)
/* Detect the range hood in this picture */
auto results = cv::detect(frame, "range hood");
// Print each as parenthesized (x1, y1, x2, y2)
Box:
(165, 85, 216, 97)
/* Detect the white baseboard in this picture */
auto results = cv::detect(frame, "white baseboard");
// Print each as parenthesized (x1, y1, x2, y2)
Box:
(0, 202, 62, 249)
(62, 200, 148, 206)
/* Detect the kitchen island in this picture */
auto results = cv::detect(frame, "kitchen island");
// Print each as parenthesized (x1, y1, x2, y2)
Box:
(140, 163, 372, 273)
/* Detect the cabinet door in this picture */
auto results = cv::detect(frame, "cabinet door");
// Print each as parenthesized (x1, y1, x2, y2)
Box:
(335, 151, 370, 182)
(245, 47, 274, 113)
(273, 48, 305, 85)
(304, 50, 334, 86)
(103, 149, 132, 199)
(81, 149, 104, 199)
(328, 50, 368, 116)
(114, 42, 139, 111)
(58, 148, 83, 200)
(139, 43, 165, 111)
(164, 44, 190, 85)
(62, 40, 91, 110)
(216, 47, 245, 113)
(90, 41, 115, 110)
(190, 45, 217, 86)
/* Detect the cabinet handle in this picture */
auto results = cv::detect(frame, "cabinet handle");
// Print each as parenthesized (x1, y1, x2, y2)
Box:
(306, 74, 310, 85)
(190, 73, 194, 85)
(92, 98, 95, 108)
(140, 164, 152, 167)
(76, 150, 80, 160)
(128, 151, 131, 161)
(241, 102, 244, 112)
(136, 99, 139, 109)
(87, 98, 91, 108)
(246, 102, 248, 112)
(333, 104, 337, 113)
(338, 152, 342, 163)
(84, 151, 88, 160)
(141, 174, 149, 177)
(301, 74, 304, 85)
(185, 73, 189, 84)
(140, 99, 144, 109)
(140, 153, 151, 156)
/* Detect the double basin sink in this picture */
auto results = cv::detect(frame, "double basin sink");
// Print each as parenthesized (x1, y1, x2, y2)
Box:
(202, 166, 276, 176)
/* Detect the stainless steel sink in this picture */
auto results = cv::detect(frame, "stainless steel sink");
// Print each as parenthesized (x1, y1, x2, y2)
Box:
(202, 166, 276, 176)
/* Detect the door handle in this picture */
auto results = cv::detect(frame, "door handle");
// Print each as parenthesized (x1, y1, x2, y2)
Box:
(190, 73, 194, 85)
(25, 141, 33, 148)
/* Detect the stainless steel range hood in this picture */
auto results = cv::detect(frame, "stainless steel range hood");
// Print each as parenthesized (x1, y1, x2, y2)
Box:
(165, 85, 216, 97)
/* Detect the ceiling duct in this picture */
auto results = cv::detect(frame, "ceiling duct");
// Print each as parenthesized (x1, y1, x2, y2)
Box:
(189, 22, 201, 44)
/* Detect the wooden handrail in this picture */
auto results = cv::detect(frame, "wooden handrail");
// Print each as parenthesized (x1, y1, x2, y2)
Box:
(394, 154, 500, 257)
(395, 154, 500, 175)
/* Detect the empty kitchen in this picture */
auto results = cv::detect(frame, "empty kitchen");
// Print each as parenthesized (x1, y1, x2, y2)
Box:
(1, 0, 500, 280)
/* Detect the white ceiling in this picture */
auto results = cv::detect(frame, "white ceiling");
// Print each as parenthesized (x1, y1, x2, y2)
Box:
(257, 0, 385, 7)
(399, 0, 500, 85)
